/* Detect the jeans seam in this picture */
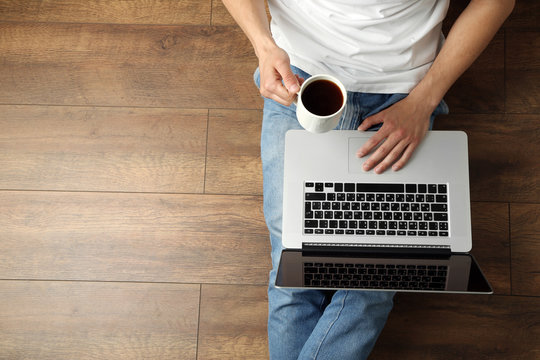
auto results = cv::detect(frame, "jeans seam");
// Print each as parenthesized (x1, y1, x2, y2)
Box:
(311, 291, 348, 360)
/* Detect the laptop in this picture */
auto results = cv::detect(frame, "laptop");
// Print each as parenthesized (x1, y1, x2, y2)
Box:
(276, 130, 492, 294)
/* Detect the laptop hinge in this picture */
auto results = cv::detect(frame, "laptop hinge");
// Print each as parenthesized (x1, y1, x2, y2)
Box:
(301, 242, 452, 257)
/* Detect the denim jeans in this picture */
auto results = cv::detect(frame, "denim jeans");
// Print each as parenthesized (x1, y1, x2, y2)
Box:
(255, 66, 448, 360)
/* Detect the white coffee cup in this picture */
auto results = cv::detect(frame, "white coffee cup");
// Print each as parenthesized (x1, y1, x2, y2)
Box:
(295, 74, 347, 133)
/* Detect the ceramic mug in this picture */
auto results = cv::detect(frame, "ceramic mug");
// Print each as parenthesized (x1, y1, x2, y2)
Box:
(295, 74, 347, 133)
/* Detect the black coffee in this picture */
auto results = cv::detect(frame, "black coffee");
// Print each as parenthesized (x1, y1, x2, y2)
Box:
(301, 79, 344, 116)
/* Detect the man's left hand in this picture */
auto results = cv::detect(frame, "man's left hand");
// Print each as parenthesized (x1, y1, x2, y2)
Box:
(356, 97, 434, 174)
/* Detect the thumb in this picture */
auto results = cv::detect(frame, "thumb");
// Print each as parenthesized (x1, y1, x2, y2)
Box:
(276, 62, 300, 94)
(358, 114, 383, 131)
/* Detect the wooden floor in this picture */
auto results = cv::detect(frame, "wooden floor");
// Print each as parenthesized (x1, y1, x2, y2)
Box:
(0, 1, 538, 359)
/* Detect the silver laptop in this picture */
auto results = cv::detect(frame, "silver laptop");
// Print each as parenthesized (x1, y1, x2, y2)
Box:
(276, 130, 492, 294)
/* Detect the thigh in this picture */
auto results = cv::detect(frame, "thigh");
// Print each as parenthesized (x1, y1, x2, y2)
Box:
(298, 290, 395, 360)
(256, 67, 335, 360)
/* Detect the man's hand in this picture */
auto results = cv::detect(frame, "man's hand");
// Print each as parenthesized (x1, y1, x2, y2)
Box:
(356, 96, 433, 174)
(220, 0, 303, 105)
(258, 45, 303, 106)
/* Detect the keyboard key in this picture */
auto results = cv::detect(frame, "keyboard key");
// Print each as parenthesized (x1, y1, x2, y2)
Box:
(345, 183, 356, 192)
(436, 195, 448, 203)
(434, 213, 448, 221)
(305, 220, 318, 228)
(306, 193, 325, 201)
(406, 184, 417, 193)
(431, 204, 448, 212)
(356, 183, 405, 193)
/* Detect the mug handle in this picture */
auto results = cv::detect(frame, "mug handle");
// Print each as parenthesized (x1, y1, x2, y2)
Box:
(292, 92, 300, 106)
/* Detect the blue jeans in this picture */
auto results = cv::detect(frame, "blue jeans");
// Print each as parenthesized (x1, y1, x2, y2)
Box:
(256, 66, 448, 360)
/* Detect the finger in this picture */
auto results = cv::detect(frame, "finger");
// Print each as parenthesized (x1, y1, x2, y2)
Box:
(265, 90, 297, 106)
(356, 127, 390, 158)
(373, 140, 409, 174)
(358, 114, 383, 131)
(391, 141, 418, 172)
(296, 74, 305, 87)
(361, 135, 401, 172)
(275, 61, 300, 94)
(260, 70, 290, 95)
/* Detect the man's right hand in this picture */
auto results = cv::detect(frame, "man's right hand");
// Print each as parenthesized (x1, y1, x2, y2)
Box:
(258, 45, 303, 106)
(221, 0, 303, 106)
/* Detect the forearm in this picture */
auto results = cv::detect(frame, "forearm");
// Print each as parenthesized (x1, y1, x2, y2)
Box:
(221, 0, 277, 58)
(409, 0, 515, 111)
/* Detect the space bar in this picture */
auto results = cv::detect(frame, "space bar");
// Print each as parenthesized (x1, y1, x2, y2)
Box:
(356, 183, 405, 192)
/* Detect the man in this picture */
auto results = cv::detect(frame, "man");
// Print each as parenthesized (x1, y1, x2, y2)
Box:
(222, 1, 514, 359)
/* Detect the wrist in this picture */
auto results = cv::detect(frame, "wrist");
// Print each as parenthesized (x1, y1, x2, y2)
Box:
(253, 35, 278, 59)
(407, 80, 445, 116)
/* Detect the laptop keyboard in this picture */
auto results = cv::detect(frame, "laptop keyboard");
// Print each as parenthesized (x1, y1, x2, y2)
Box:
(304, 182, 449, 237)
(304, 262, 448, 291)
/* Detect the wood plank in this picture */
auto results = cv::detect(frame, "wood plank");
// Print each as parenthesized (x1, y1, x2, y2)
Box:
(205, 109, 263, 195)
(372, 293, 540, 359)
(0, 281, 200, 360)
(510, 204, 540, 297)
(0, 22, 262, 109)
(0, 191, 271, 284)
(198, 284, 269, 360)
(506, 30, 540, 113)
(0, 0, 211, 25)
(0, 105, 207, 193)
(505, 0, 540, 29)
(444, 31, 505, 113)
(211, 0, 236, 26)
(211, 0, 270, 26)
(434, 114, 539, 203)
(470, 202, 511, 295)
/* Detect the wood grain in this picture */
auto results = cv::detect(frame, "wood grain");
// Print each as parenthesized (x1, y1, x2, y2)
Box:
(434, 114, 540, 203)
(211, 0, 237, 26)
(0, 0, 211, 25)
(0, 22, 262, 109)
(511, 204, 540, 297)
(205, 109, 263, 195)
(470, 202, 511, 295)
(0, 105, 207, 193)
(0, 191, 271, 284)
(211, 0, 270, 26)
(444, 31, 505, 113)
(0, 281, 200, 360)
(372, 293, 540, 360)
(198, 284, 269, 360)
(506, 30, 540, 113)
(505, 0, 540, 29)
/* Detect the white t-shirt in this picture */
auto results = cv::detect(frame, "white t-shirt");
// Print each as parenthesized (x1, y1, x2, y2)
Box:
(268, 0, 450, 93)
